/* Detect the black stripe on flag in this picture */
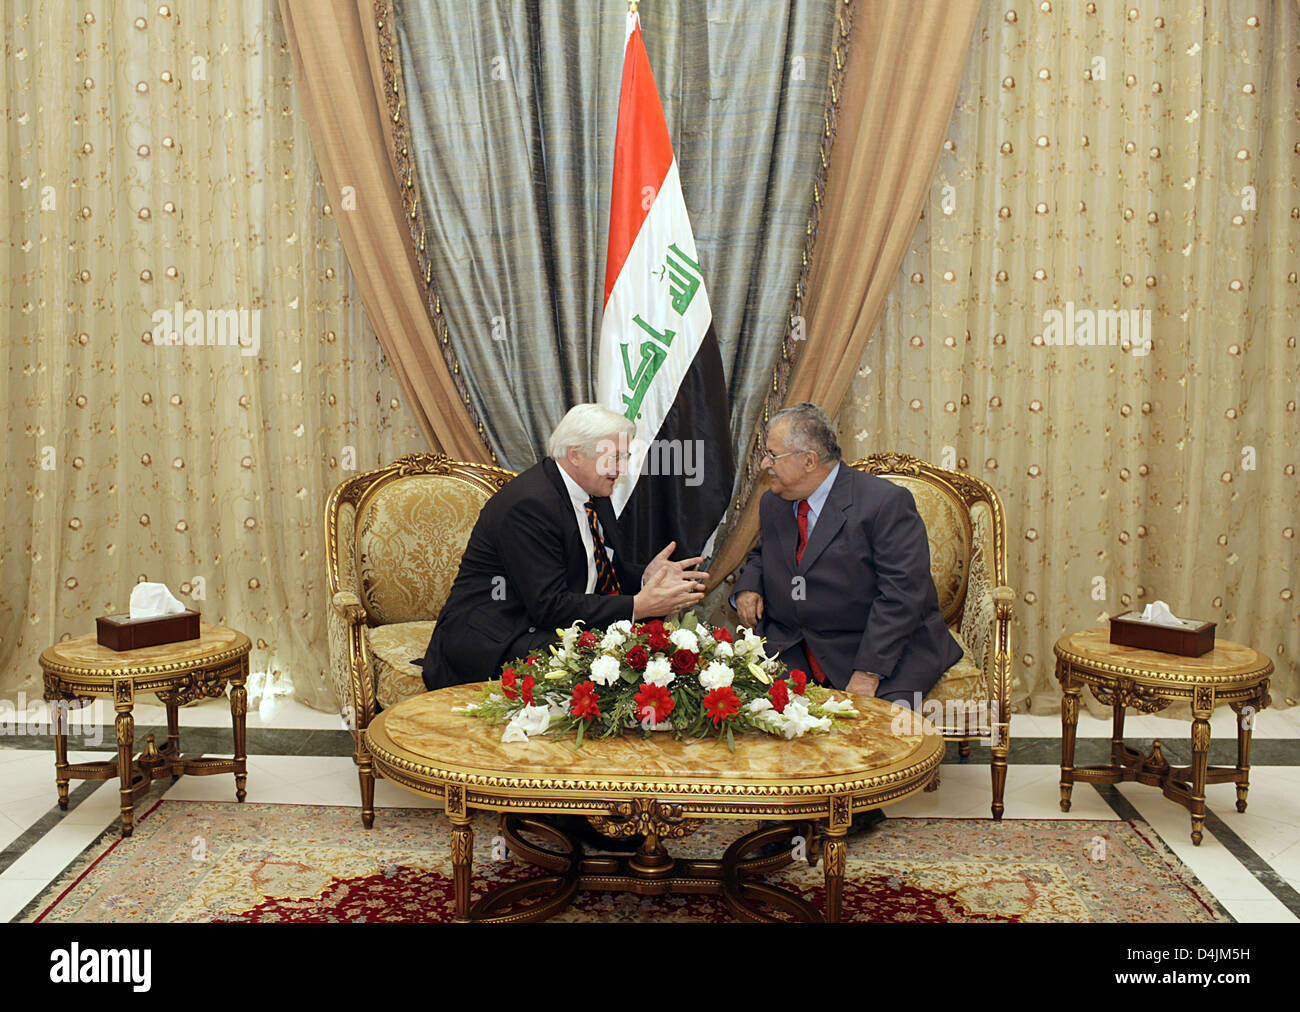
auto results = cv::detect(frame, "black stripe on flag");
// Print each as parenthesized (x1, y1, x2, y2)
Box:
(618, 323, 734, 567)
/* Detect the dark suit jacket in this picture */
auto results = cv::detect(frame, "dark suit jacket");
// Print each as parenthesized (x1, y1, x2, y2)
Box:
(732, 464, 962, 697)
(420, 457, 644, 690)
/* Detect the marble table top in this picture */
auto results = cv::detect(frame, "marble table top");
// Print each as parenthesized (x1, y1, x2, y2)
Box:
(373, 683, 943, 792)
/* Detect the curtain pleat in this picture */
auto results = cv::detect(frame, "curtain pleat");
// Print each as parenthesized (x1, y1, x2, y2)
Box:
(278, 0, 492, 464)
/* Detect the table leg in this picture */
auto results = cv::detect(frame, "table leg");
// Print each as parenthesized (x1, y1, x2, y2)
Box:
(450, 814, 474, 923)
(113, 679, 135, 837)
(1059, 663, 1079, 813)
(1231, 696, 1257, 813)
(230, 667, 248, 802)
(822, 824, 847, 923)
(165, 693, 181, 774)
(50, 695, 70, 810)
(1111, 700, 1126, 767)
(1189, 714, 1211, 846)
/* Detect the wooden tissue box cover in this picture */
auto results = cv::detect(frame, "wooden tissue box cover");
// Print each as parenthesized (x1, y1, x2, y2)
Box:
(96, 610, 201, 651)
(1109, 613, 1215, 657)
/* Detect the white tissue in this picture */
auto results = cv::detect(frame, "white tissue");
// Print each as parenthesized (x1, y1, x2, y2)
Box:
(1137, 600, 1194, 629)
(128, 582, 188, 620)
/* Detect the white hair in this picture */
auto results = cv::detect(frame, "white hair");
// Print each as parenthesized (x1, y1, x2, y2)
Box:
(547, 403, 636, 459)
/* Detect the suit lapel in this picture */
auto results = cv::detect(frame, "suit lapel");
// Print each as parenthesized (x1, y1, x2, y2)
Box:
(773, 494, 797, 570)
(796, 465, 852, 573)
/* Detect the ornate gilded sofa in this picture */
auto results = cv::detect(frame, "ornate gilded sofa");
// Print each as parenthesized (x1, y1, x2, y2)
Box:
(847, 453, 1014, 819)
(324, 452, 515, 827)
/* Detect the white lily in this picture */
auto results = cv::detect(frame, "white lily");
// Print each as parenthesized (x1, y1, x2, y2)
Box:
(501, 703, 553, 743)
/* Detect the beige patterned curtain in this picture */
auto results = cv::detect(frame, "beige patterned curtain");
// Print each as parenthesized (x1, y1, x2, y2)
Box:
(840, 3, 1300, 712)
(1, 2, 423, 707)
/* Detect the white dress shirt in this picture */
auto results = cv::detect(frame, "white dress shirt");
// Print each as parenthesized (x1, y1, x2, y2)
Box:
(557, 463, 615, 595)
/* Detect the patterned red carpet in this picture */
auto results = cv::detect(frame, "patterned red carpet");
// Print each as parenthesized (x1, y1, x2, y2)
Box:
(29, 800, 1229, 922)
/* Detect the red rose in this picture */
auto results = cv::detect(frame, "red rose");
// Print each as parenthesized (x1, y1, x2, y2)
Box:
(702, 686, 741, 725)
(640, 619, 666, 638)
(578, 631, 599, 650)
(524, 656, 537, 666)
(647, 632, 673, 654)
(521, 673, 535, 706)
(633, 683, 675, 723)
(712, 628, 734, 644)
(624, 645, 649, 672)
(501, 668, 518, 700)
(789, 669, 808, 696)
(670, 649, 698, 675)
(769, 678, 789, 714)
(570, 680, 601, 721)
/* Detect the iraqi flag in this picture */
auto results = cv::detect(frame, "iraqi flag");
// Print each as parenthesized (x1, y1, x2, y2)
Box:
(597, 8, 734, 566)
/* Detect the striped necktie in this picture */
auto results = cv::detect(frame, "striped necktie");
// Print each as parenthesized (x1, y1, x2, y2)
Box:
(584, 499, 622, 595)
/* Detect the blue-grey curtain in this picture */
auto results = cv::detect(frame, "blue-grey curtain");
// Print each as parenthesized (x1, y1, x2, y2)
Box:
(392, 0, 839, 480)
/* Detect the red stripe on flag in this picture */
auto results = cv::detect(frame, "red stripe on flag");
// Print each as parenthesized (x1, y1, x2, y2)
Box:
(602, 18, 674, 310)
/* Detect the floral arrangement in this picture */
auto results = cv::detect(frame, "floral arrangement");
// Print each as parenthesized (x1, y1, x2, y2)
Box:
(455, 612, 858, 750)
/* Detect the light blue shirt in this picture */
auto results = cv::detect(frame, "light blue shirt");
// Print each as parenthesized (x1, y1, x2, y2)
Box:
(794, 463, 839, 536)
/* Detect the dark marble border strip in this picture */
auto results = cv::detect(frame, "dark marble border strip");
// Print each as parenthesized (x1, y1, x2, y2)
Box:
(0, 781, 100, 879)
(1092, 783, 1300, 921)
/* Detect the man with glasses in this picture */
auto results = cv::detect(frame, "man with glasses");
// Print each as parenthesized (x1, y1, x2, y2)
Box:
(733, 402, 961, 711)
(419, 403, 707, 690)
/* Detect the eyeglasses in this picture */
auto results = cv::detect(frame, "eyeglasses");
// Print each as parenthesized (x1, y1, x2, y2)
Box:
(760, 448, 803, 465)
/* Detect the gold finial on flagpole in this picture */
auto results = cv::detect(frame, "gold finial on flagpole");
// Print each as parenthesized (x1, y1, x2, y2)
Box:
(628, 0, 638, 12)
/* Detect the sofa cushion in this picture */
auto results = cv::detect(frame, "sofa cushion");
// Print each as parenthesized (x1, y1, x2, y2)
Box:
(365, 621, 436, 710)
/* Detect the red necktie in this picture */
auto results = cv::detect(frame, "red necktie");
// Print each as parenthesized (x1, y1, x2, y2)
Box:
(795, 500, 826, 684)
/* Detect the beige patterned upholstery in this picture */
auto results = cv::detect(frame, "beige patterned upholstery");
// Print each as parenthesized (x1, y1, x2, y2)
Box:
(325, 453, 516, 826)
(854, 453, 1014, 820)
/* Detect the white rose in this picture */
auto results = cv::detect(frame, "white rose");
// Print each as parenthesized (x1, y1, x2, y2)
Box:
(589, 654, 622, 687)
(600, 628, 627, 650)
(698, 661, 734, 691)
(669, 627, 699, 652)
(712, 640, 734, 659)
(609, 619, 633, 635)
(501, 703, 552, 743)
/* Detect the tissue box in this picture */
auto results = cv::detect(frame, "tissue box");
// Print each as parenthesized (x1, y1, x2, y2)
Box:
(95, 610, 201, 651)
(1109, 612, 1215, 657)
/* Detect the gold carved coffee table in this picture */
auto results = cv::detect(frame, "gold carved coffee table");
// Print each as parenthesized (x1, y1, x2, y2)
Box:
(363, 683, 945, 923)
(39, 624, 252, 837)
(1054, 627, 1272, 845)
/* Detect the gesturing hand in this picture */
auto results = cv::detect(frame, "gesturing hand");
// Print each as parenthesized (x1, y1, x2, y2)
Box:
(642, 541, 710, 588)
(633, 562, 706, 620)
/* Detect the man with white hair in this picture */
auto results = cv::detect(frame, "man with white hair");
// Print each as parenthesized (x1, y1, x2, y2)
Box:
(420, 403, 707, 690)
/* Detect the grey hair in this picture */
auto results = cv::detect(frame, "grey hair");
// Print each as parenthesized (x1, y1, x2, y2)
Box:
(768, 402, 841, 463)
(548, 403, 636, 459)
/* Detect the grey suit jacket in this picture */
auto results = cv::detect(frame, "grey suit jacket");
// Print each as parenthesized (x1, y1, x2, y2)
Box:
(732, 465, 962, 696)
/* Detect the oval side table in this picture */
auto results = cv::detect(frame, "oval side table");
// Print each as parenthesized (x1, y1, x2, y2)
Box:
(39, 623, 252, 837)
(1053, 627, 1272, 845)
